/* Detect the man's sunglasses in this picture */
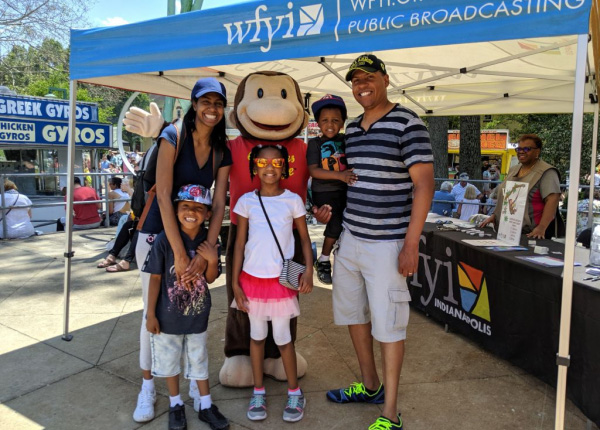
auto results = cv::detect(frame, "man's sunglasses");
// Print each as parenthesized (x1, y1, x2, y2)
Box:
(254, 157, 285, 168)
(515, 146, 537, 153)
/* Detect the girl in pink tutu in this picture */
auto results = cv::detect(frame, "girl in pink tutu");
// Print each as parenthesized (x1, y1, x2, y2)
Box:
(232, 144, 313, 423)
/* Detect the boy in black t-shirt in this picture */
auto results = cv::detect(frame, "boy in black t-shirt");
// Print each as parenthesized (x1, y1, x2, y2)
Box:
(144, 184, 229, 430)
(307, 95, 358, 284)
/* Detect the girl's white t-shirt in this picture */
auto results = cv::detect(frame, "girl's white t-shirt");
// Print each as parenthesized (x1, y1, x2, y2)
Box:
(112, 188, 129, 213)
(234, 189, 306, 278)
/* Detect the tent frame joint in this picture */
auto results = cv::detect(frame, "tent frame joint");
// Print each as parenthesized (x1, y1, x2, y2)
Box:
(556, 353, 570, 367)
(64, 251, 75, 258)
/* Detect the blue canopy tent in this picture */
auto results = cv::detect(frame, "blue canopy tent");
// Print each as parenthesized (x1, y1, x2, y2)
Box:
(68, 1, 597, 428)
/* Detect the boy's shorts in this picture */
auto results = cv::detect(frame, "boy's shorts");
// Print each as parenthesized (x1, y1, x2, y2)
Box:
(150, 331, 208, 380)
(332, 230, 411, 342)
(312, 190, 346, 239)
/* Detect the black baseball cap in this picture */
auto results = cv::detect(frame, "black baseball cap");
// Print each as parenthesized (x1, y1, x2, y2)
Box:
(345, 54, 387, 81)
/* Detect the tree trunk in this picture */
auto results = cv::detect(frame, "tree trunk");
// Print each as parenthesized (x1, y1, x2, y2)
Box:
(429, 116, 450, 187)
(460, 116, 482, 180)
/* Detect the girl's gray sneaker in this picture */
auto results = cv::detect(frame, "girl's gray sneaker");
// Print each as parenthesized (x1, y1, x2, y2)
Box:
(283, 394, 305, 422)
(247, 393, 267, 421)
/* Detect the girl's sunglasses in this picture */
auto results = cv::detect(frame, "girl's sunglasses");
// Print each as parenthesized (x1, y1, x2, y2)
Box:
(254, 157, 285, 168)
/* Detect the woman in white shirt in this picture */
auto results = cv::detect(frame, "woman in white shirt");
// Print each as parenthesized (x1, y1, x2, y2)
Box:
(458, 184, 480, 222)
(1, 179, 34, 239)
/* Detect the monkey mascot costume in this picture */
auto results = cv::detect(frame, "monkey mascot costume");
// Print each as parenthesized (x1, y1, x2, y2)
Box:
(124, 71, 310, 386)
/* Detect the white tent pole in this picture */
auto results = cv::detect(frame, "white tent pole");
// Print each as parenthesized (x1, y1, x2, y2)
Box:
(62, 79, 78, 342)
(554, 33, 588, 430)
(588, 103, 599, 228)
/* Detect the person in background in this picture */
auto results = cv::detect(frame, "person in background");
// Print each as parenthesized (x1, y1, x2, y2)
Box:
(451, 173, 482, 210)
(107, 177, 131, 226)
(431, 181, 456, 216)
(70, 177, 101, 230)
(489, 165, 500, 189)
(480, 134, 561, 239)
(0, 179, 35, 239)
(457, 184, 480, 221)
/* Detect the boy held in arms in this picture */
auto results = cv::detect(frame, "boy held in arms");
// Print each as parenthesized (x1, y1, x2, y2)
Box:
(307, 94, 358, 284)
(145, 184, 229, 430)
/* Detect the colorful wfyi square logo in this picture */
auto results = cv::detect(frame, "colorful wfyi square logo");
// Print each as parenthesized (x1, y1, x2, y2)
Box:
(457, 262, 490, 322)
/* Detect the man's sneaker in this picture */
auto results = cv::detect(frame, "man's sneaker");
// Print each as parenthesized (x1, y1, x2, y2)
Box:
(282, 394, 305, 422)
(326, 382, 384, 404)
(368, 414, 404, 430)
(132, 386, 156, 422)
(198, 404, 229, 430)
(247, 393, 267, 421)
(188, 382, 201, 412)
(315, 260, 332, 284)
(168, 404, 187, 430)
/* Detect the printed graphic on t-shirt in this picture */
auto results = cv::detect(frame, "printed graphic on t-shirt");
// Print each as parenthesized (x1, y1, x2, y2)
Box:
(166, 266, 209, 316)
(320, 140, 347, 172)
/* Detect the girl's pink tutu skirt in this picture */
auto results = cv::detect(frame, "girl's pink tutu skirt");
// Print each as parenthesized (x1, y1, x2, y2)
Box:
(231, 271, 300, 320)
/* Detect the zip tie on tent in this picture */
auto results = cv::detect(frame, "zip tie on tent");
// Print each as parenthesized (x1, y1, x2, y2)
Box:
(460, 67, 467, 73)
(64, 251, 75, 258)
(556, 353, 570, 367)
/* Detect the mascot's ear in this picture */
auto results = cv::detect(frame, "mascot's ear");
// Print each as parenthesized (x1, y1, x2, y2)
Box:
(228, 109, 238, 129)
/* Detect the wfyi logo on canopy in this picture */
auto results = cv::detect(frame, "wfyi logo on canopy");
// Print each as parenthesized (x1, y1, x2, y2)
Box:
(223, 3, 324, 53)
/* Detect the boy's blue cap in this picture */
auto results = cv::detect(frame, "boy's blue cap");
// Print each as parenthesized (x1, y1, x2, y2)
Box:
(175, 184, 212, 206)
(311, 94, 347, 121)
(191, 78, 226, 103)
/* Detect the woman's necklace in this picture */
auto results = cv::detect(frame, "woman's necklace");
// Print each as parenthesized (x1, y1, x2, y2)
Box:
(518, 159, 539, 178)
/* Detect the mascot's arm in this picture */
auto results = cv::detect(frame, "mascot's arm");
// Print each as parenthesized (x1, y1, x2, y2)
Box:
(155, 139, 190, 286)
(231, 215, 250, 312)
(123, 102, 166, 139)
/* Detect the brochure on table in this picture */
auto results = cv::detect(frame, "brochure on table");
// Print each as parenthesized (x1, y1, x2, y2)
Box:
(496, 180, 529, 246)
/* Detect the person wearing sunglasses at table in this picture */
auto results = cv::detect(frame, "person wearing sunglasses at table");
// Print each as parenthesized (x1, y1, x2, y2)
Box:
(480, 134, 562, 239)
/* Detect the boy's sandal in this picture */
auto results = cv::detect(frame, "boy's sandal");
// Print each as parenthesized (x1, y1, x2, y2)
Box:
(106, 262, 130, 272)
(97, 257, 116, 268)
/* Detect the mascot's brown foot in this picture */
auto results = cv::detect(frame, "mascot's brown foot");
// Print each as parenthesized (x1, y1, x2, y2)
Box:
(219, 353, 308, 387)
(264, 352, 307, 381)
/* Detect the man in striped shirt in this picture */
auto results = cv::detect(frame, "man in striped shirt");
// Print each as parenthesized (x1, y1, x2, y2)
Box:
(325, 54, 434, 430)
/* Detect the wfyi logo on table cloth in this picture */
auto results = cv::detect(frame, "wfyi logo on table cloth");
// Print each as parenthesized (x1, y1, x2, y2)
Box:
(223, 3, 324, 53)
(435, 261, 491, 336)
(413, 240, 491, 336)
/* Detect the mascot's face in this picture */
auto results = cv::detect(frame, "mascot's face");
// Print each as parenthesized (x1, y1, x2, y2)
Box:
(233, 73, 308, 141)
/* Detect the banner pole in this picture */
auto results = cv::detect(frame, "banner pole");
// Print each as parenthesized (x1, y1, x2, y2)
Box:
(554, 33, 588, 430)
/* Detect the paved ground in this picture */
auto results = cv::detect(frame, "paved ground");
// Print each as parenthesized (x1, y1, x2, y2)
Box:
(0, 226, 597, 430)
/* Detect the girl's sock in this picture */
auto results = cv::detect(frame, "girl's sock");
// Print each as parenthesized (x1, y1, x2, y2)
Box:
(200, 394, 212, 410)
(169, 394, 183, 407)
(141, 377, 154, 391)
(288, 387, 302, 396)
(254, 386, 266, 395)
(318, 254, 330, 262)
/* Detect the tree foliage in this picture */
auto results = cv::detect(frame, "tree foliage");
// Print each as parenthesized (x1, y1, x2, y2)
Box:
(0, 38, 152, 150)
(0, 0, 89, 50)
(489, 113, 598, 182)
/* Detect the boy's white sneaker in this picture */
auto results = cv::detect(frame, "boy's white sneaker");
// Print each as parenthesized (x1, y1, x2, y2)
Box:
(132, 386, 156, 422)
(189, 382, 201, 412)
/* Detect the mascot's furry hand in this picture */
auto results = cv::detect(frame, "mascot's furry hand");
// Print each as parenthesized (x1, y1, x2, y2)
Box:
(123, 102, 164, 138)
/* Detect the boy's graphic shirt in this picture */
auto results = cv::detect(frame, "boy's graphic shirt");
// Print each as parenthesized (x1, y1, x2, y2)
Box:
(307, 134, 348, 193)
(144, 228, 220, 335)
